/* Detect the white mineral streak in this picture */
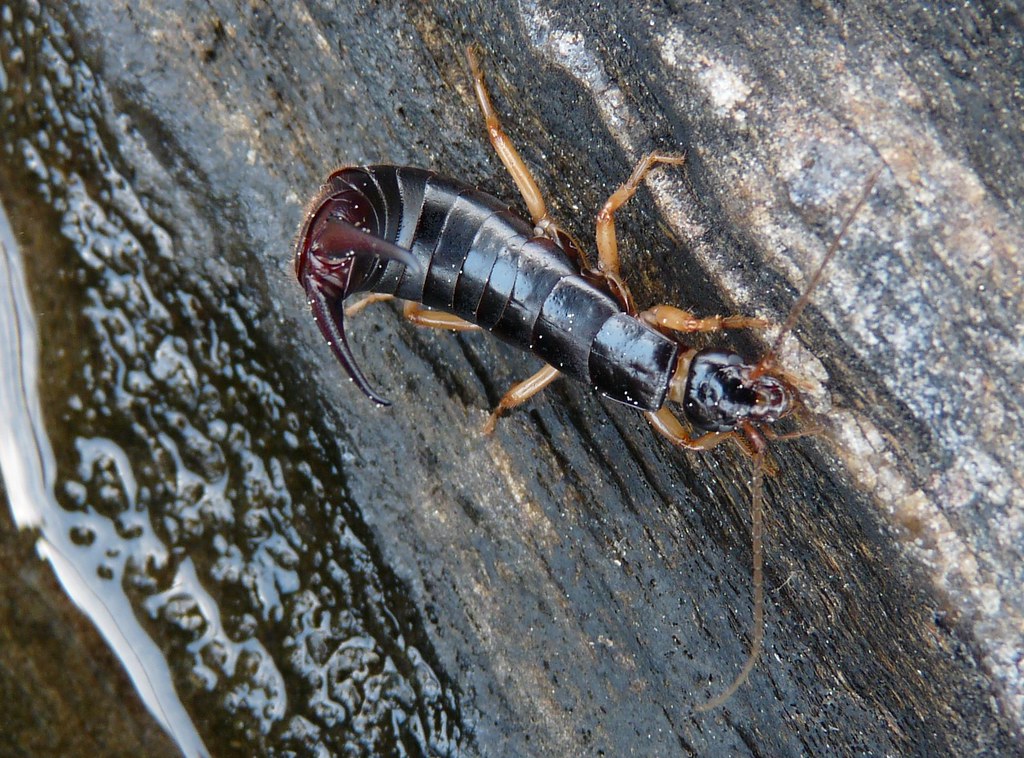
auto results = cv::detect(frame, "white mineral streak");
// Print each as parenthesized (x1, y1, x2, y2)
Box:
(0, 203, 209, 755)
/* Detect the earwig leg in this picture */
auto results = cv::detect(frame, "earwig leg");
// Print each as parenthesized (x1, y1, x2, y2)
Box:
(644, 407, 736, 451)
(482, 364, 561, 435)
(345, 293, 396, 317)
(646, 406, 770, 467)
(596, 152, 688, 277)
(640, 305, 768, 334)
(595, 152, 687, 312)
(467, 48, 549, 226)
(348, 296, 481, 331)
(467, 48, 596, 272)
(403, 301, 482, 331)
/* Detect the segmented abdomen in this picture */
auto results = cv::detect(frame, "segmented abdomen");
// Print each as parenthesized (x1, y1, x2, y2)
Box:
(321, 165, 678, 411)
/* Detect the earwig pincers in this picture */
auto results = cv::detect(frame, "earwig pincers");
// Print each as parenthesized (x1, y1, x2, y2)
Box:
(294, 47, 880, 709)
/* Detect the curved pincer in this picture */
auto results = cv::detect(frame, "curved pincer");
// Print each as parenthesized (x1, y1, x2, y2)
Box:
(295, 192, 420, 406)
(303, 274, 394, 406)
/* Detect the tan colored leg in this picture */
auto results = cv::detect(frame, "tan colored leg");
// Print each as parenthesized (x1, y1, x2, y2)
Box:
(467, 48, 550, 226)
(482, 364, 561, 434)
(345, 293, 395, 317)
(402, 301, 481, 331)
(466, 49, 601, 273)
(347, 294, 482, 331)
(592, 152, 686, 312)
(640, 305, 767, 334)
(595, 152, 686, 277)
(644, 406, 737, 451)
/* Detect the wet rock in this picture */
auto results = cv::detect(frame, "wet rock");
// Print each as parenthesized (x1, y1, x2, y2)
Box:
(0, 486, 180, 757)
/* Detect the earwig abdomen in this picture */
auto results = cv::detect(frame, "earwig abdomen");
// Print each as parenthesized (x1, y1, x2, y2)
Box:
(297, 165, 679, 411)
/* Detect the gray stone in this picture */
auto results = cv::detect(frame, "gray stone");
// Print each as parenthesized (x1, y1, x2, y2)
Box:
(1, 1, 1020, 755)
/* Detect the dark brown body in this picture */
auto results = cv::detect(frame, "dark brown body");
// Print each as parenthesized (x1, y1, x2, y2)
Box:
(297, 165, 679, 411)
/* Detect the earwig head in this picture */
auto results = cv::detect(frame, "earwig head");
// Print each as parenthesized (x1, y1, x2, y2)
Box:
(295, 187, 419, 406)
(670, 349, 795, 433)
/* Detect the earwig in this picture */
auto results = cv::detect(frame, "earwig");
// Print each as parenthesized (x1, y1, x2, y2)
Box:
(294, 48, 881, 709)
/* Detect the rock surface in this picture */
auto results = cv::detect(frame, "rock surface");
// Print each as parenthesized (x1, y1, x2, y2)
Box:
(0, 1, 1021, 755)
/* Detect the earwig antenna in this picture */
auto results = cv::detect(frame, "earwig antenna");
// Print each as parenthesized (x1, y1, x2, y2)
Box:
(694, 166, 883, 711)
(754, 166, 883, 376)
(694, 438, 766, 712)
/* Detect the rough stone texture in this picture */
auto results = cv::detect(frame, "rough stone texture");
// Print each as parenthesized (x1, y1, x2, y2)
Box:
(1, 0, 1021, 755)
